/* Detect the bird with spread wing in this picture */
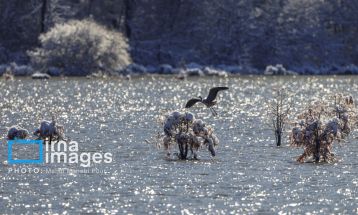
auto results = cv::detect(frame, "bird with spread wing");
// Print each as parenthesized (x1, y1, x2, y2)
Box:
(185, 87, 229, 116)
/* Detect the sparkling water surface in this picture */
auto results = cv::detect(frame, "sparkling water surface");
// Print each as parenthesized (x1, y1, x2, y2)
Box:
(0, 76, 357, 214)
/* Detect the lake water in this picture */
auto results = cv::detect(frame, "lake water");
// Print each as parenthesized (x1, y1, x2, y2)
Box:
(0, 76, 357, 214)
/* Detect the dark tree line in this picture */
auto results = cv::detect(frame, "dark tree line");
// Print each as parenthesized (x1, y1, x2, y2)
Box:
(0, 0, 357, 71)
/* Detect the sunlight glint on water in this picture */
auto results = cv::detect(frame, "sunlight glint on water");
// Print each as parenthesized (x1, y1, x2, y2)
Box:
(0, 76, 357, 214)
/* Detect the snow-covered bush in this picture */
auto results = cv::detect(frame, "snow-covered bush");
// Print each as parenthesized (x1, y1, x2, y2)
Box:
(264, 64, 298, 75)
(161, 111, 218, 160)
(28, 19, 131, 76)
(184, 68, 204, 77)
(7, 126, 29, 140)
(290, 95, 356, 163)
(32, 72, 51, 79)
(176, 65, 228, 78)
(203, 67, 228, 77)
(34, 116, 65, 144)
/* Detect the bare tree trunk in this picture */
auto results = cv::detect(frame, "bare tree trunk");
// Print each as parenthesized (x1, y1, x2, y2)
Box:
(41, 0, 47, 33)
(88, 0, 94, 14)
(276, 129, 282, 146)
(178, 142, 188, 160)
(314, 131, 320, 162)
(177, 133, 188, 160)
(276, 115, 281, 146)
(124, 0, 132, 39)
(178, 141, 184, 159)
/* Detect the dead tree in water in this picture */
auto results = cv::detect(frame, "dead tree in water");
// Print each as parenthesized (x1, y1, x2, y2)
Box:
(268, 90, 292, 146)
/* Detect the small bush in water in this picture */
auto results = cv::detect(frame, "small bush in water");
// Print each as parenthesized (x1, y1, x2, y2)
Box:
(290, 95, 356, 163)
(160, 111, 219, 160)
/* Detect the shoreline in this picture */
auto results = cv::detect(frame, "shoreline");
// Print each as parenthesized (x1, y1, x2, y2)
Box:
(2, 63, 358, 78)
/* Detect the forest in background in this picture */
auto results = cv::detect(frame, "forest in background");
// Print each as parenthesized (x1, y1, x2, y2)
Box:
(0, 0, 357, 74)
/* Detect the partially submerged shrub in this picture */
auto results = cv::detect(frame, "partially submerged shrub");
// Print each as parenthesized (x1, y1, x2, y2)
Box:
(290, 95, 356, 163)
(28, 19, 131, 76)
(33, 116, 65, 144)
(7, 126, 29, 140)
(161, 111, 218, 160)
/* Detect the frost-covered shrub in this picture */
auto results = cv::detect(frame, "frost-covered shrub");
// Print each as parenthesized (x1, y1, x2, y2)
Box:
(32, 72, 51, 79)
(34, 117, 65, 144)
(161, 111, 218, 160)
(264, 64, 298, 75)
(7, 126, 29, 140)
(290, 95, 356, 163)
(203, 67, 228, 77)
(185, 68, 204, 76)
(264, 65, 275, 75)
(177, 66, 228, 77)
(28, 19, 131, 76)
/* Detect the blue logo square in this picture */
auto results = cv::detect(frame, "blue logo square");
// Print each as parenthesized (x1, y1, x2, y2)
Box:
(8, 139, 44, 164)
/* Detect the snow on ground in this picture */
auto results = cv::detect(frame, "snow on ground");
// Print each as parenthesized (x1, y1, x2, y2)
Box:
(1, 62, 358, 77)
